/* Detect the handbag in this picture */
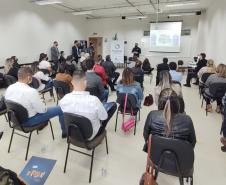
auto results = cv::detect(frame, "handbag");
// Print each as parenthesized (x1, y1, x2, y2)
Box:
(140, 135, 158, 185)
(143, 94, 153, 106)
(121, 94, 135, 132)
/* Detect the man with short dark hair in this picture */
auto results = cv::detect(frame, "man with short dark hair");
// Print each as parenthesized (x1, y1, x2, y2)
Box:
(169, 62, 182, 82)
(5, 67, 67, 138)
(156, 57, 170, 85)
(184, 53, 207, 87)
(132, 43, 141, 58)
(59, 71, 117, 140)
(72, 40, 80, 64)
(86, 59, 109, 102)
(51, 41, 60, 71)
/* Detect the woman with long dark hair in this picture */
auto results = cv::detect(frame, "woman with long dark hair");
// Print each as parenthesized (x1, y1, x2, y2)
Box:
(143, 88, 196, 152)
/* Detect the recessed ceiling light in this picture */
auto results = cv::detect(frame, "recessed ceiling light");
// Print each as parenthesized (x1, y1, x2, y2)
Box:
(127, 16, 147, 20)
(35, 0, 63, 6)
(72, 11, 93, 16)
(168, 12, 196, 17)
(166, 2, 199, 7)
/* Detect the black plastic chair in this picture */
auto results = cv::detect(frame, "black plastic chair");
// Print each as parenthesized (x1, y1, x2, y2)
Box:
(150, 135, 194, 185)
(199, 73, 214, 98)
(172, 80, 182, 86)
(115, 93, 140, 135)
(134, 75, 144, 89)
(30, 77, 56, 103)
(5, 100, 55, 160)
(4, 75, 17, 87)
(63, 113, 108, 183)
(202, 82, 226, 116)
(86, 86, 101, 100)
(53, 80, 70, 104)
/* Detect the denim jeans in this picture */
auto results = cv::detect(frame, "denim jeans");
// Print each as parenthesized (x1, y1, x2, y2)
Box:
(23, 106, 66, 134)
(101, 89, 109, 103)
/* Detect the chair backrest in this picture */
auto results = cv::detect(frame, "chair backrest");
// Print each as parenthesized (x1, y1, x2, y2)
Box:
(134, 75, 144, 88)
(4, 75, 17, 87)
(201, 73, 214, 83)
(86, 86, 101, 100)
(64, 113, 93, 144)
(29, 77, 40, 89)
(53, 80, 70, 99)
(5, 100, 29, 128)
(116, 93, 138, 111)
(209, 82, 226, 98)
(151, 135, 194, 174)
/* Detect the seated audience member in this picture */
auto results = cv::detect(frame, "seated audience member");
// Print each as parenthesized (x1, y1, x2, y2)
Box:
(102, 55, 120, 91)
(142, 58, 154, 74)
(86, 59, 109, 102)
(132, 60, 144, 88)
(4, 58, 19, 79)
(98, 54, 105, 66)
(93, 58, 108, 86)
(143, 88, 196, 152)
(65, 55, 76, 76)
(59, 71, 117, 140)
(156, 57, 169, 85)
(10, 56, 20, 69)
(31, 62, 53, 93)
(59, 51, 66, 64)
(38, 53, 52, 72)
(4, 67, 66, 138)
(220, 93, 226, 152)
(184, 53, 207, 87)
(169, 62, 182, 83)
(197, 59, 216, 82)
(116, 68, 143, 108)
(55, 64, 73, 91)
(154, 70, 182, 105)
(204, 64, 226, 113)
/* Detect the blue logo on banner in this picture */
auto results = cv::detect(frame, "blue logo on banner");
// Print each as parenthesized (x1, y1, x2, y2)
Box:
(20, 156, 56, 185)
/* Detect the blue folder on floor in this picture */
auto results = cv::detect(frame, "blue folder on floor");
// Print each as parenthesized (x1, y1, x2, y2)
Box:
(20, 156, 56, 185)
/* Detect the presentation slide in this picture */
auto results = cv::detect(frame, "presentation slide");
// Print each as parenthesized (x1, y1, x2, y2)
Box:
(150, 22, 182, 53)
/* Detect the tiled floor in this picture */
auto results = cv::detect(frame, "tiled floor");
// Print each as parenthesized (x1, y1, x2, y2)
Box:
(0, 70, 225, 185)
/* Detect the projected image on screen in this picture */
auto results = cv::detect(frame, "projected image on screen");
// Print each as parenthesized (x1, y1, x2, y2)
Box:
(150, 22, 182, 53)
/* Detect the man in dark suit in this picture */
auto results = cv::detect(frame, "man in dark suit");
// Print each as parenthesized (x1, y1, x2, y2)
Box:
(184, 53, 207, 87)
(132, 43, 141, 58)
(51, 41, 60, 71)
(72, 40, 80, 64)
(156, 57, 169, 85)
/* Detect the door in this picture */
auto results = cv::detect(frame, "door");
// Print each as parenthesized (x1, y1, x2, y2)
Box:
(88, 37, 103, 61)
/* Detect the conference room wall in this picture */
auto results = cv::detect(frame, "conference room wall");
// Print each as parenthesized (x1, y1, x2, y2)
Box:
(86, 16, 199, 66)
(196, 1, 226, 65)
(0, 0, 87, 65)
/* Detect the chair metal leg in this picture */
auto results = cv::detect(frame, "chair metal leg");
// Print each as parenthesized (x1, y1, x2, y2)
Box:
(25, 132, 32, 161)
(201, 97, 204, 108)
(8, 128, 15, 153)
(36, 130, 39, 135)
(179, 177, 184, 185)
(64, 143, 70, 173)
(105, 135, 109, 154)
(190, 177, 193, 185)
(49, 121, 55, 140)
(115, 110, 119, 132)
(206, 101, 208, 116)
(89, 149, 95, 183)
(134, 115, 137, 135)
(4, 114, 8, 122)
(139, 110, 140, 121)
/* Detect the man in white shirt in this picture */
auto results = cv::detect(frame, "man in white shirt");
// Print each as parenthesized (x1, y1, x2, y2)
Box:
(5, 67, 66, 138)
(59, 71, 117, 140)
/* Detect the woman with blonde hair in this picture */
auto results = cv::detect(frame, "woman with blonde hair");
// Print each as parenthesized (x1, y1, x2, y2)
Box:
(116, 67, 143, 108)
(154, 70, 182, 105)
(143, 88, 196, 152)
(4, 58, 18, 79)
(205, 64, 226, 113)
(198, 59, 216, 81)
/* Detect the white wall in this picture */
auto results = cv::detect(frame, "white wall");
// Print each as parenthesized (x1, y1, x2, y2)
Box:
(196, 1, 226, 65)
(86, 16, 199, 66)
(0, 0, 87, 65)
